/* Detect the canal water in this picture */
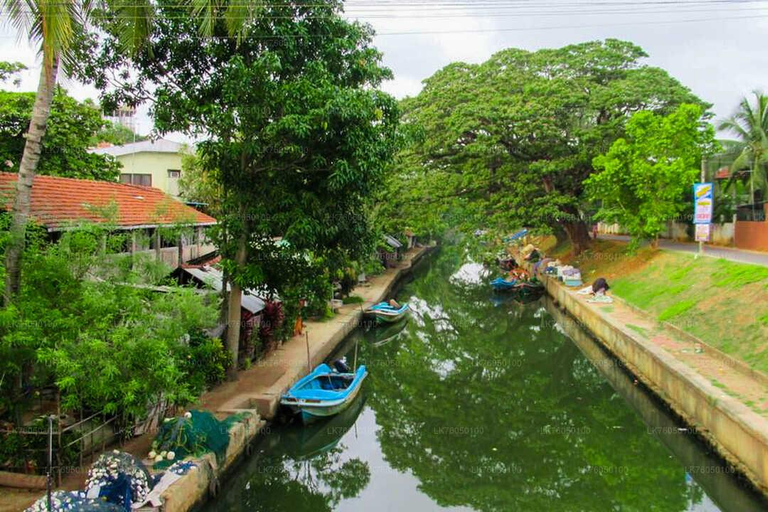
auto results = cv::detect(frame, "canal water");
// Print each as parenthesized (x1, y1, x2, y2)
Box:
(204, 248, 768, 512)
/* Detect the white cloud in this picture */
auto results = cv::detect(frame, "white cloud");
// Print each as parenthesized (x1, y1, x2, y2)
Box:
(2, 3, 768, 130)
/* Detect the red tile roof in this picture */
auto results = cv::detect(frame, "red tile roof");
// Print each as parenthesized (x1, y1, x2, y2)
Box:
(0, 172, 216, 230)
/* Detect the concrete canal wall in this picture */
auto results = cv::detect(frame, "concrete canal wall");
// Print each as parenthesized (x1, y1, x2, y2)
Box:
(152, 245, 435, 512)
(539, 272, 768, 495)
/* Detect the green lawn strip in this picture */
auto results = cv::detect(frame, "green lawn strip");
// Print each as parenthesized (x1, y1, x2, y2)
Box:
(711, 259, 768, 288)
(602, 248, 768, 375)
(658, 299, 698, 322)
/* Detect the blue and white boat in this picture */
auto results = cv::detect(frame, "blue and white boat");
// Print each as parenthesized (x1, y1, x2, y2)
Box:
(491, 277, 517, 291)
(281, 364, 368, 424)
(364, 302, 411, 324)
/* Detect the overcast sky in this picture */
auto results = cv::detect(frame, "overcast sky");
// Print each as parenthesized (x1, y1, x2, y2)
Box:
(1, 0, 767, 141)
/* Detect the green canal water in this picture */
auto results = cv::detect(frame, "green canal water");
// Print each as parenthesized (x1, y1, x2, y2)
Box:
(204, 249, 768, 512)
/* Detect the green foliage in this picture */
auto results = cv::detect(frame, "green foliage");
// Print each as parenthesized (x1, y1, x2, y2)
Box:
(388, 40, 707, 251)
(718, 91, 768, 202)
(342, 295, 364, 305)
(178, 329, 230, 396)
(658, 299, 699, 322)
(91, 120, 146, 146)
(0, 87, 121, 180)
(0, 221, 219, 422)
(711, 258, 768, 288)
(587, 104, 717, 245)
(0, 61, 25, 85)
(81, 0, 402, 366)
(0, 416, 79, 472)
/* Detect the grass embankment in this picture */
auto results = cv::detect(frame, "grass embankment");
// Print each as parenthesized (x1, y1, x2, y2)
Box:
(566, 240, 768, 374)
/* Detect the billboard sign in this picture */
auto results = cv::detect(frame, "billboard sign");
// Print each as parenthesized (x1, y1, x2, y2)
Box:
(693, 183, 713, 225)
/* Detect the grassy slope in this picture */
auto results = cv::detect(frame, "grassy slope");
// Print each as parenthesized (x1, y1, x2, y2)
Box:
(566, 241, 768, 374)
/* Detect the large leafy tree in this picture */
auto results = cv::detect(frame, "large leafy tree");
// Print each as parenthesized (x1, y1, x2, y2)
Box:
(0, 87, 121, 180)
(83, 0, 401, 373)
(718, 91, 768, 216)
(586, 104, 717, 246)
(399, 40, 706, 253)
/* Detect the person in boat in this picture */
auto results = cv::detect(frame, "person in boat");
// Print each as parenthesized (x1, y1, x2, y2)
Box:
(388, 299, 401, 309)
(591, 277, 610, 296)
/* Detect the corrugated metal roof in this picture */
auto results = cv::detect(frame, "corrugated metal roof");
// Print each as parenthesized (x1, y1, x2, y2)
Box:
(384, 234, 403, 248)
(182, 267, 266, 314)
(90, 138, 189, 157)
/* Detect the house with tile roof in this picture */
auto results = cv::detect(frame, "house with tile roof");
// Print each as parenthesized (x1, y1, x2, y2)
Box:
(0, 172, 217, 267)
(91, 138, 190, 197)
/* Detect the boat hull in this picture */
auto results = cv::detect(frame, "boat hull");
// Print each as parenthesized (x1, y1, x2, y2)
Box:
(281, 364, 368, 425)
(364, 303, 410, 324)
(296, 381, 365, 424)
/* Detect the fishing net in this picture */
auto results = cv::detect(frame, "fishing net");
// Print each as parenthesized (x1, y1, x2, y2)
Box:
(150, 410, 246, 469)
(85, 451, 152, 510)
(25, 490, 124, 512)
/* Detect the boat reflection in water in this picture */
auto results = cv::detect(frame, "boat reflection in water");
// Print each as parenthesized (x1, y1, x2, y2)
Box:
(363, 317, 409, 347)
(280, 393, 367, 460)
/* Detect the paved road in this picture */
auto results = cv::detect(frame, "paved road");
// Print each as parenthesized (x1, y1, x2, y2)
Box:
(598, 234, 768, 268)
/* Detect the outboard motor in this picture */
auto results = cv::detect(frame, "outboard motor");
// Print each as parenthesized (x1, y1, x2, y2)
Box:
(333, 359, 351, 374)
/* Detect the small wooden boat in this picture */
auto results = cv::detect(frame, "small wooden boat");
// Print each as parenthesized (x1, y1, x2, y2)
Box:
(281, 363, 368, 424)
(364, 302, 410, 324)
(491, 277, 517, 291)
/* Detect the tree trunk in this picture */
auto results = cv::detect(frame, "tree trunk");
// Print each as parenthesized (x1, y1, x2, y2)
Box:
(563, 219, 592, 255)
(225, 224, 248, 380)
(3, 58, 59, 305)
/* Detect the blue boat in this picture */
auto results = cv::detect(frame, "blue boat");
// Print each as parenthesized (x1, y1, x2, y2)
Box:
(491, 277, 518, 291)
(281, 364, 368, 424)
(364, 302, 411, 324)
(502, 229, 529, 243)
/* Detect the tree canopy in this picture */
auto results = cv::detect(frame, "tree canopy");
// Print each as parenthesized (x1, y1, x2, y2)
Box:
(393, 39, 707, 252)
(587, 104, 717, 245)
(81, 0, 402, 370)
(718, 91, 768, 208)
(0, 86, 121, 180)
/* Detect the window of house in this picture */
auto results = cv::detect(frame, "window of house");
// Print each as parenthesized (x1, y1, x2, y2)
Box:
(120, 173, 152, 186)
(168, 169, 181, 178)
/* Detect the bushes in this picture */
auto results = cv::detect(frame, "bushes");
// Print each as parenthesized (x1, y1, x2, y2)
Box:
(0, 224, 219, 424)
(178, 330, 231, 396)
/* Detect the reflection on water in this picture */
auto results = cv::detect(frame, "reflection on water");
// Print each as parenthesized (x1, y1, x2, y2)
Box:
(204, 248, 768, 512)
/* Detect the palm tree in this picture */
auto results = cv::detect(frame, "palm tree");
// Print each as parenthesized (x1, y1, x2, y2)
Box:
(0, 0, 260, 305)
(718, 91, 768, 219)
(0, 0, 157, 305)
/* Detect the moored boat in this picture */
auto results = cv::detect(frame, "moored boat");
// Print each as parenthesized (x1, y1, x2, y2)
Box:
(281, 363, 368, 424)
(491, 277, 518, 291)
(364, 302, 411, 324)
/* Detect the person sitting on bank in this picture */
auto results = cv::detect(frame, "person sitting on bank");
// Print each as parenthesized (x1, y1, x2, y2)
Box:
(592, 277, 610, 296)
(525, 248, 541, 263)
